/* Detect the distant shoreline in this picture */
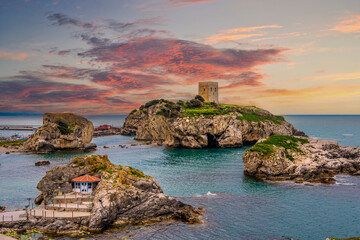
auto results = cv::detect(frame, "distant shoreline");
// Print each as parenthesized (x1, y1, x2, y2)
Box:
(0, 112, 359, 117)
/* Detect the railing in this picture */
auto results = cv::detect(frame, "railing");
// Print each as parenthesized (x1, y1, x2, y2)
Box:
(0, 211, 26, 222)
(29, 209, 90, 218)
(1, 215, 14, 222)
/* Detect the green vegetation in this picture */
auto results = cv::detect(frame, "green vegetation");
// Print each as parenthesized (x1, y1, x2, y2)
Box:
(195, 95, 205, 102)
(236, 112, 283, 124)
(0, 139, 26, 147)
(275, 115, 285, 121)
(183, 108, 223, 117)
(181, 99, 285, 124)
(128, 166, 146, 178)
(144, 99, 172, 108)
(248, 135, 309, 161)
(57, 120, 73, 135)
(93, 164, 107, 172)
(133, 96, 286, 125)
(156, 110, 164, 116)
(186, 98, 202, 108)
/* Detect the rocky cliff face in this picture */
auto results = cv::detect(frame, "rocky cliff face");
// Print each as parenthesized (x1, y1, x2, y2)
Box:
(24, 113, 96, 152)
(122, 99, 304, 148)
(243, 135, 360, 183)
(35, 155, 202, 232)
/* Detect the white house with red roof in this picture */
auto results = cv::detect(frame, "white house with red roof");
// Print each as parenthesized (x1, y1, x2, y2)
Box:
(72, 175, 101, 193)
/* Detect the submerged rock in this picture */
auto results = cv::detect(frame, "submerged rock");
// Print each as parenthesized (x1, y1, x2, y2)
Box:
(121, 98, 305, 148)
(243, 135, 360, 183)
(34, 154, 202, 232)
(35, 160, 50, 166)
(24, 113, 96, 152)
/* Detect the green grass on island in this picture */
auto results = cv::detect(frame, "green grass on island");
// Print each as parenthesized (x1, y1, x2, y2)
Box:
(248, 135, 309, 161)
(182, 108, 224, 117)
(133, 97, 286, 124)
(0, 139, 26, 147)
(236, 112, 284, 124)
(182, 102, 284, 124)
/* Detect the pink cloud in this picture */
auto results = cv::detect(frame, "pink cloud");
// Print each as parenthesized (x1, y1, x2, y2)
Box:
(330, 15, 360, 33)
(205, 25, 282, 44)
(0, 50, 30, 61)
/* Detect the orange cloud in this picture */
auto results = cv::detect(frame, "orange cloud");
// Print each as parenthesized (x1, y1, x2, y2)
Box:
(254, 84, 360, 102)
(252, 32, 305, 42)
(330, 15, 360, 33)
(206, 25, 282, 44)
(221, 82, 360, 114)
(0, 50, 30, 61)
(288, 72, 360, 83)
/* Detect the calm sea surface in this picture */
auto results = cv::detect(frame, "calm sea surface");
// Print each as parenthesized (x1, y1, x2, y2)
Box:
(0, 115, 360, 240)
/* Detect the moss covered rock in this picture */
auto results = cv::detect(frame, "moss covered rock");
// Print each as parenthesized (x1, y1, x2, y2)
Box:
(243, 135, 360, 183)
(35, 155, 203, 232)
(24, 113, 96, 152)
(121, 98, 305, 148)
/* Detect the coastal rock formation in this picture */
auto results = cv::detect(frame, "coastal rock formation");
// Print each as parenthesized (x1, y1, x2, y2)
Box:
(35, 155, 202, 232)
(243, 135, 360, 183)
(121, 98, 305, 148)
(35, 160, 50, 166)
(24, 113, 96, 152)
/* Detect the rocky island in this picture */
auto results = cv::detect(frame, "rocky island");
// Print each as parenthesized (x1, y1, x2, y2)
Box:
(243, 135, 360, 183)
(0, 155, 202, 234)
(24, 113, 96, 152)
(121, 96, 305, 148)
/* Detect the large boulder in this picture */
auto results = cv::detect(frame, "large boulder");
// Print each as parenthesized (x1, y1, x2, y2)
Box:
(243, 135, 360, 183)
(121, 98, 305, 148)
(24, 113, 96, 152)
(35, 155, 203, 232)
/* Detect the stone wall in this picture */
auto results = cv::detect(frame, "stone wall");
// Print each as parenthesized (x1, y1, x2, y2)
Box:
(198, 82, 219, 103)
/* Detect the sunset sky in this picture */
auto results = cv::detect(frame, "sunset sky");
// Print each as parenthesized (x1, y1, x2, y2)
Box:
(0, 0, 359, 115)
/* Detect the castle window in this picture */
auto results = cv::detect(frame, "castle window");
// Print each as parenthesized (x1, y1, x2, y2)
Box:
(210, 87, 212, 91)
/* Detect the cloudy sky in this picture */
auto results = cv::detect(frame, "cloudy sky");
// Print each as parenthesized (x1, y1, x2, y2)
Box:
(0, 0, 359, 115)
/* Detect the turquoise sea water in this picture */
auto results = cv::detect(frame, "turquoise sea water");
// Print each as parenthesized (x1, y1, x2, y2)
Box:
(0, 115, 360, 240)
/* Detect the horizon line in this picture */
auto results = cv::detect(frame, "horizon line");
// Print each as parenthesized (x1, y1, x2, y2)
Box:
(0, 112, 359, 117)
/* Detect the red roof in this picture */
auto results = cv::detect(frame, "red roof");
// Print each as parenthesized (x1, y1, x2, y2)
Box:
(95, 125, 111, 131)
(72, 175, 101, 182)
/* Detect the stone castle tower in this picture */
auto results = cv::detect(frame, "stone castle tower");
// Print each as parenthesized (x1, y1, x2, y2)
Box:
(198, 82, 219, 103)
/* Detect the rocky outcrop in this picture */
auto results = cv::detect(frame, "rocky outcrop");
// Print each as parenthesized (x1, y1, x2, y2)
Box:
(243, 135, 360, 183)
(24, 113, 96, 152)
(122, 98, 304, 148)
(35, 160, 50, 166)
(34, 155, 203, 232)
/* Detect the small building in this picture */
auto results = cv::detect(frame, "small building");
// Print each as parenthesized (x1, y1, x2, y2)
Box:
(95, 125, 111, 131)
(198, 82, 219, 103)
(72, 175, 101, 193)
